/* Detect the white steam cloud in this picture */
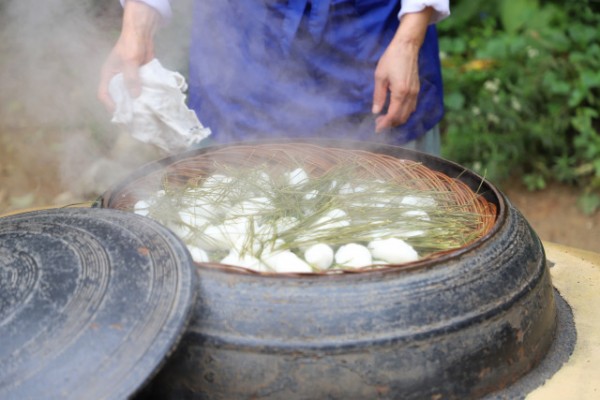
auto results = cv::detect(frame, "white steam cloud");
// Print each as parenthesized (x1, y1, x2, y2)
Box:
(0, 0, 192, 203)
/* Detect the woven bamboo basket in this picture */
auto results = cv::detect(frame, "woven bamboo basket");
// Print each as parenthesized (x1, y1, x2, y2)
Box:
(102, 142, 497, 273)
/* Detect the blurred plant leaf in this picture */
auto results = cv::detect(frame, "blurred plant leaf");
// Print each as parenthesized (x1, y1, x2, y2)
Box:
(444, 91, 465, 111)
(577, 193, 600, 215)
(523, 173, 546, 191)
(499, 0, 539, 33)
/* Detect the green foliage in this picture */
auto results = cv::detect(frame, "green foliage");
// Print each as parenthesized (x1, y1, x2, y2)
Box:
(438, 0, 600, 214)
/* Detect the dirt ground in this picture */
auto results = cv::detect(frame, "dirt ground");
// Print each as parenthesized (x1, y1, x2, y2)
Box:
(1, 127, 599, 254)
(502, 180, 600, 253)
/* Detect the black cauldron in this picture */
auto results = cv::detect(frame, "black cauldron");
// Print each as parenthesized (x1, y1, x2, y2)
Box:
(99, 140, 557, 399)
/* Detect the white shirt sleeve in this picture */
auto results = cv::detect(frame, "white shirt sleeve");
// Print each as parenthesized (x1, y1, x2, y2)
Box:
(120, 0, 172, 20)
(398, 0, 450, 25)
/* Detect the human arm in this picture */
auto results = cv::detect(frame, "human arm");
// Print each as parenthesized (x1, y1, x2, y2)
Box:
(97, 1, 166, 112)
(372, 1, 449, 133)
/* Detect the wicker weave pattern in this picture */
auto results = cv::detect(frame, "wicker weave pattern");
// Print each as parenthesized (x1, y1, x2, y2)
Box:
(105, 143, 497, 268)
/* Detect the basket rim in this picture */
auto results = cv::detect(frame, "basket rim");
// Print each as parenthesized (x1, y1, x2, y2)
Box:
(98, 139, 506, 277)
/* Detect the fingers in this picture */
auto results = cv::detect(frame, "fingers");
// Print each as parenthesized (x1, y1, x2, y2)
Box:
(97, 59, 117, 113)
(97, 47, 146, 114)
(372, 62, 420, 133)
(97, 88, 115, 114)
(122, 60, 142, 99)
(372, 70, 388, 115)
(97, 60, 142, 114)
(375, 90, 418, 133)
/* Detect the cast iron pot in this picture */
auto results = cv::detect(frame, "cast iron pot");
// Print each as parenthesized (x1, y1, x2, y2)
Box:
(99, 140, 557, 400)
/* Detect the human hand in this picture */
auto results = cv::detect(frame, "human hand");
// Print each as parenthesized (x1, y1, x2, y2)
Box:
(372, 41, 420, 133)
(372, 7, 433, 133)
(97, 1, 160, 112)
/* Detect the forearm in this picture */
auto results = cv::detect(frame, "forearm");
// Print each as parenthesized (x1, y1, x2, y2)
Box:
(122, 1, 161, 40)
(391, 7, 433, 52)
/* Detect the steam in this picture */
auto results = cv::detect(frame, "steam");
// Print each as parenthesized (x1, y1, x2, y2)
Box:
(0, 0, 116, 127)
(0, 0, 405, 207)
(0, 0, 192, 202)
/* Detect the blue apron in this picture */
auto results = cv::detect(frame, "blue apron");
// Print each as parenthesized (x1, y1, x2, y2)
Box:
(187, 0, 444, 145)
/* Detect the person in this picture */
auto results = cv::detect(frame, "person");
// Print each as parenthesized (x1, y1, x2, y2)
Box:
(98, 0, 449, 154)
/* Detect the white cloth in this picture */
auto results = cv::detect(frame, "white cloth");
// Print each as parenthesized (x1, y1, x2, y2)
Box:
(109, 59, 211, 154)
(125, 0, 450, 24)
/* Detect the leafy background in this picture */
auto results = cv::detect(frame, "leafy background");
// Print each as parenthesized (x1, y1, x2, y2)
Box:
(438, 0, 600, 214)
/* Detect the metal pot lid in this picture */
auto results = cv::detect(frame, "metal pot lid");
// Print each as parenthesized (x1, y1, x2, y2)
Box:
(0, 208, 196, 399)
